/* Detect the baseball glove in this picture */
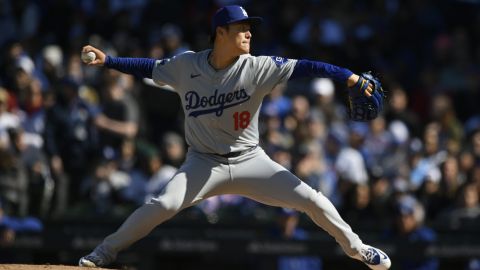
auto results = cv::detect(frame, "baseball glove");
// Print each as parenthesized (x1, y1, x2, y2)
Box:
(347, 71, 386, 121)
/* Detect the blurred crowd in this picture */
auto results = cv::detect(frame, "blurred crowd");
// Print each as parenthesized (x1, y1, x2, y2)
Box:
(1, 0, 480, 261)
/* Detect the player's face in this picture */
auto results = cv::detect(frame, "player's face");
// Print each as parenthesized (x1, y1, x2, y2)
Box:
(226, 22, 252, 54)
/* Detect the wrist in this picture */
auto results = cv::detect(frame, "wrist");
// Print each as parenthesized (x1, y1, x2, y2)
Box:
(105, 55, 112, 67)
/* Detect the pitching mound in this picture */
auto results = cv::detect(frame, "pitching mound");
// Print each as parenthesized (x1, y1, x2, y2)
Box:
(0, 265, 114, 270)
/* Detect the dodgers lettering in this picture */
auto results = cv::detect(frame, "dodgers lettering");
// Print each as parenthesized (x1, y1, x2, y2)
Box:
(185, 89, 250, 117)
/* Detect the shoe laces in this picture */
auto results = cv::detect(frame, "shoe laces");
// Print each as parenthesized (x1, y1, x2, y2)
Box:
(361, 247, 379, 264)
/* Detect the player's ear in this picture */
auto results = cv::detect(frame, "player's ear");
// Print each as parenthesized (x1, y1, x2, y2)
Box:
(216, 27, 222, 39)
(217, 26, 228, 38)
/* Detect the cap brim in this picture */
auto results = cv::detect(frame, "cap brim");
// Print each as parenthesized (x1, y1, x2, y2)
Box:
(227, 17, 263, 26)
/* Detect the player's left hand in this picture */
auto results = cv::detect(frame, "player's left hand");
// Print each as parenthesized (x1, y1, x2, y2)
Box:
(347, 71, 386, 121)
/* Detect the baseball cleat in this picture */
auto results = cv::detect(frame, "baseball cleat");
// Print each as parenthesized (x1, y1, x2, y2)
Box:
(79, 251, 108, 268)
(353, 244, 391, 270)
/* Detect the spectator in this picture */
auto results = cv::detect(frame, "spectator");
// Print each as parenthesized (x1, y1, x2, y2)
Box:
(439, 155, 464, 210)
(43, 77, 99, 205)
(310, 77, 345, 125)
(369, 174, 393, 226)
(161, 132, 186, 168)
(416, 167, 443, 221)
(321, 129, 346, 206)
(439, 182, 480, 229)
(430, 94, 464, 152)
(294, 142, 324, 192)
(261, 82, 292, 120)
(388, 195, 439, 270)
(409, 123, 447, 191)
(38, 45, 64, 88)
(335, 123, 369, 186)
(158, 23, 190, 58)
(82, 156, 133, 216)
(459, 150, 475, 182)
(384, 85, 420, 137)
(0, 88, 20, 148)
(8, 127, 55, 218)
(96, 79, 139, 153)
(0, 147, 28, 216)
(471, 164, 480, 195)
(143, 150, 178, 203)
(17, 78, 45, 150)
(271, 208, 323, 270)
(472, 130, 480, 163)
(381, 120, 411, 178)
(261, 115, 294, 156)
(283, 96, 311, 152)
(270, 145, 293, 172)
(3, 42, 36, 105)
(362, 116, 394, 173)
(341, 184, 374, 226)
(117, 139, 137, 172)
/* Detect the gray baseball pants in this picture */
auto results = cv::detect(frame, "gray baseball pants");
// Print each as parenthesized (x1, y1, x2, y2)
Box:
(94, 147, 363, 260)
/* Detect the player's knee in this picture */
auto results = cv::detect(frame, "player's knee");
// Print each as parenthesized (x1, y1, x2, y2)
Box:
(148, 196, 183, 215)
(298, 190, 327, 213)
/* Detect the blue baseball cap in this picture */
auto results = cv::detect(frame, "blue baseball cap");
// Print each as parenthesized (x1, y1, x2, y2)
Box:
(211, 5, 263, 32)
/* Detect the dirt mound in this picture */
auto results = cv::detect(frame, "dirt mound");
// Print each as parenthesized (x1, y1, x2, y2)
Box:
(0, 265, 114, 270)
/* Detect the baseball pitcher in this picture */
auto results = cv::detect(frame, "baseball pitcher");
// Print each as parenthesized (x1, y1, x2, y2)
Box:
(79, 5, 390, 270)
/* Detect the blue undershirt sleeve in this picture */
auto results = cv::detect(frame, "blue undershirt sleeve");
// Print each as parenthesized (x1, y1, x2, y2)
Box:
(290, 59, 353, 82)
(104, 56, 156, 79)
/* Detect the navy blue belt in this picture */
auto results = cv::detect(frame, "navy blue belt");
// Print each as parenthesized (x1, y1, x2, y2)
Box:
(217, 145, 258, 158)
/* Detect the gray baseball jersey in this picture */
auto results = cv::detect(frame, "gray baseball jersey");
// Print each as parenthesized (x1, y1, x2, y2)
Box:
(152, 50, 297, 154)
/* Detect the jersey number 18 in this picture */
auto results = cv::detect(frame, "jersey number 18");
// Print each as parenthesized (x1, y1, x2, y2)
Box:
(233, 111, 251, 130)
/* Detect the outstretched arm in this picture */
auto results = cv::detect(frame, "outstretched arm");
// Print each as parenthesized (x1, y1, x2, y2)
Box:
(94, 114, 138, 138)
(82, 45, 155, 78)
(290, 59, 372, 97)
